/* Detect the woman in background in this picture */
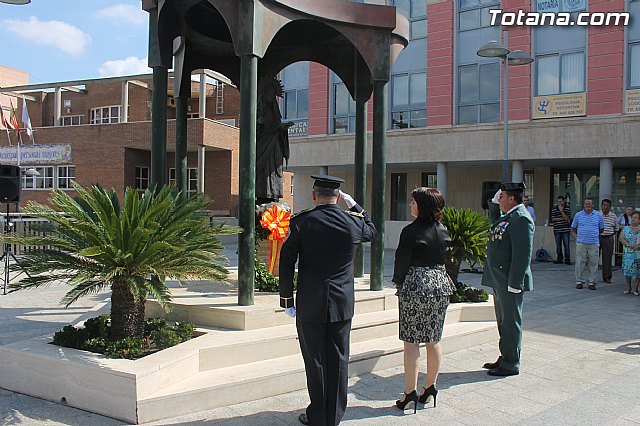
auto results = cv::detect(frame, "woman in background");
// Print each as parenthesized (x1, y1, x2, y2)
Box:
(620, 211, 640, 295)
(392, 187, 455, 413)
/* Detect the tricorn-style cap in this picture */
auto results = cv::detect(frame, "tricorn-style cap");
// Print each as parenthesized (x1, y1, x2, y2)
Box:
(311, 174, 345, 189)
(500, 182, 526, 191)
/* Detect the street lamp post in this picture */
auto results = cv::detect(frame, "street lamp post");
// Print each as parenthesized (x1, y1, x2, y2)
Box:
(477, 32, 533, 182)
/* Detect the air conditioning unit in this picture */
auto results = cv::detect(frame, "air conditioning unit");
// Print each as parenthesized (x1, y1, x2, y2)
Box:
(167, 97, 176, 107)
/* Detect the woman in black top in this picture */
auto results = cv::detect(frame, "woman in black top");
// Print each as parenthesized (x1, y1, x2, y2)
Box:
(392, 187, 454, 412)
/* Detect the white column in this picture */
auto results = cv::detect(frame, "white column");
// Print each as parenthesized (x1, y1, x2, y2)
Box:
(199, 71, 207, 118)
(319, 166, 329, 175)
(54, 87, 62, 127)
(197, 145, 205, 193)
(121, 81, 129, 123)
(512, 160, 524, 182)
(436, 162, 447, 197)
(599, 158, 613, 202)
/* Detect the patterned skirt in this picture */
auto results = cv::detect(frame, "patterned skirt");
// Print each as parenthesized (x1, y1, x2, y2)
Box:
(397, 265, 455, 344)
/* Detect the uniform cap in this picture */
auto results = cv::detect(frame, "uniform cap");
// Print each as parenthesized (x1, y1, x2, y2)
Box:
(500, 182, 526, 191)
(311, 174, 345, 189)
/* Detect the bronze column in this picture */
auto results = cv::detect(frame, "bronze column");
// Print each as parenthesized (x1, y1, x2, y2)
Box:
(151, 66, 168, 188)
(370, 80, 387, 291)
(175, 95, 188, 199)
(354, 98, 367, 278)
(238, 54, 258, 306)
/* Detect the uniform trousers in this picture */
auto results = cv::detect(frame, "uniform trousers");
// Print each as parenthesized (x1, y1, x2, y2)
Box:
(493, 287, 524, 371)
(297, 317, 351, 426)
(575, 242, 600, 284)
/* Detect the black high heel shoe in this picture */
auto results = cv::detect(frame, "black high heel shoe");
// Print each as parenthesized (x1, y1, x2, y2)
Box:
(395, 390, 419, 413)
(419, 384, 438, 407)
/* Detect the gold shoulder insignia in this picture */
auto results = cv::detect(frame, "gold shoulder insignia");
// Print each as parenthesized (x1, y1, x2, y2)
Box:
(345, 210, 365, 218)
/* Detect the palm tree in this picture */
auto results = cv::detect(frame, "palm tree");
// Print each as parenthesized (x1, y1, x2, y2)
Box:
(7, 183, 238, 340)
(441, 207, 490, 285)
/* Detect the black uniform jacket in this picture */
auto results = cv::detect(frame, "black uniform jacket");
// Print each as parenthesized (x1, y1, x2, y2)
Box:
(392, 220, 451, 286)
(279, 203, 376, 323)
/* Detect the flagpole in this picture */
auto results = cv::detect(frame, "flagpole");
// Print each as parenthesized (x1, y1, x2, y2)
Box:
(17, 130, 22, 167)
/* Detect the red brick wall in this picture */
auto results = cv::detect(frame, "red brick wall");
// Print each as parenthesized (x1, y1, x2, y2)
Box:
(587, 0, 625, 115)
(427, 0, 454, 126)
(503, 0, 533, 121)
(308, 63, 329, 135)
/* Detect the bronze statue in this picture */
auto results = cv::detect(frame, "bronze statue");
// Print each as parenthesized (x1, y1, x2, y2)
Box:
(256, 76, 293, 204)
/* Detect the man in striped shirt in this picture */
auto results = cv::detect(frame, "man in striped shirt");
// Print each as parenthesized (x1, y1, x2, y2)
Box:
(571, 198, 605, 290)
(599, 199, 619, 284)
(551, 196, 572, 264)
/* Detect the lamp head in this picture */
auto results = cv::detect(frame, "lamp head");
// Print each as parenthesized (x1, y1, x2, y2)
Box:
(0, 0, 31, 4)
(477, 41, 509, 58)
(508, 50, 534, 66)
(23, 167, 40, 177)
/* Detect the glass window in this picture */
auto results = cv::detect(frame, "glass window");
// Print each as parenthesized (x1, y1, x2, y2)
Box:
(61, 116, 83, 126)
(90, 106, 121, 124)
(280, 62, 309, 137)
(391, 173, 408, 221)
(536, 55, 560, 95)
(135, 167, 149, 191)
(57, 166, 76, 190)
(535, 52, 584, 95)
(169, 168, 198, 194)
(421, 172, 437, 188)
(457, 63, 499, 124)
(630, 43, 640, 89)
(23, 166, 54, 190)
(332, 79, 356, 134)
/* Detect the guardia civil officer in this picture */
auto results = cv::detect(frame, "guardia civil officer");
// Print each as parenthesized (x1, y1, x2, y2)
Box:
(481, 182, 534, 377)
(279, 175, 376, 426)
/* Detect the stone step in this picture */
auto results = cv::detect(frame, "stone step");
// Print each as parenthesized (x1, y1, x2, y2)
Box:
(136, 320, 497, 423)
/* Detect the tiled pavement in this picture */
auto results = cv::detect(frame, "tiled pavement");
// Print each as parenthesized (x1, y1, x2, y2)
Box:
(1, 245, 639, 425)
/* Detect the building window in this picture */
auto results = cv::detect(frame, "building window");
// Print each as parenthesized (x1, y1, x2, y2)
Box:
(390, 0, 427, 129)
(168, 168, 198, 194)
(290, 174, 294, 196)
(90, 106, 121, 124)
(534, 3, 586, 96)
(22, 166, 54, 190)
(524, 171, 534, 204)
(332, 78, 356, 134)
(421, 172, 437, 188)
(135, 167, 149, 191)
(391, 173, 408, 221)
(628, 1, 640, 88)
(61, 115, 83, 126)
(57, 166, 76, 189)
(456, 0, 501, 124)
(280, 62, 309, 137)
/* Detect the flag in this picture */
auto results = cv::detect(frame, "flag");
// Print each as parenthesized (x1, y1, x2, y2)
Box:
(22, 97, 32, 139)
(0, 100, 19, 130)
(9, 100, 20, 131)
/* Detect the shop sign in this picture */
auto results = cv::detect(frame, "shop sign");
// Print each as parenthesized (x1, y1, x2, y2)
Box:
(0, 143, 72, 164)
(287, 120, 308, 138)
(625, 89, 640, 114)
(532, 93, 586, 119)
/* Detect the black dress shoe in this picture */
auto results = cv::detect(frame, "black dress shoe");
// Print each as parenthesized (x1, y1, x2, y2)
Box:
(482, 356, 502, 369)
(298, 413, 310, 425)
(553, 259, 563, 264)
(487, 366, 519, 376)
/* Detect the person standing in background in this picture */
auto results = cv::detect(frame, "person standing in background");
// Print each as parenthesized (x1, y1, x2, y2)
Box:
(620, 211, 640, 295)
(572, 198, 605, 290)
(523, 196, 536, 222)
(551, 196, 572, 265)
(599, 199, 619, 284)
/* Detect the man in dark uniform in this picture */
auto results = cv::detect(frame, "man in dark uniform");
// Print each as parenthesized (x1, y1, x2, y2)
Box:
(279, 175, 376, 426)
(481, 182, 534, 377)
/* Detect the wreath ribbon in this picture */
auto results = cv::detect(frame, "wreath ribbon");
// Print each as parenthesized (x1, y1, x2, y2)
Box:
(259, 205, 291, 274)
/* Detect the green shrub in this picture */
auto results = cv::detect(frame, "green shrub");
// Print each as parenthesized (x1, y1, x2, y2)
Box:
(255, 257, 280, 292)
(51, 315, 195, 359)
(151, 328, 182, 350)
(450, 281, 489, 303)
(104, 337, 144, 359)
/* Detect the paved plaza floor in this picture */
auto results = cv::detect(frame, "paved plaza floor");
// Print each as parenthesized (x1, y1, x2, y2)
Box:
(1, 244, 639, 425)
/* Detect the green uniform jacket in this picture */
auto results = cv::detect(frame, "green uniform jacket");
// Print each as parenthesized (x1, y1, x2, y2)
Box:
(481, 203, 535, 292)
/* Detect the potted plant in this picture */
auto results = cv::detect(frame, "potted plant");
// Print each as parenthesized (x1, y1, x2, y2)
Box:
(6, 183, 239, 341)
(441, 207, 490, 302)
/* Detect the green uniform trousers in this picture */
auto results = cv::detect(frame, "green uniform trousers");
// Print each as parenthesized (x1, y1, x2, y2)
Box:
(493, 287, 524, 371)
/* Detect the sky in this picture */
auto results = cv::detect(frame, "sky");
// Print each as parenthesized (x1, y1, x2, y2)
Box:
(0, 0, 150, 85)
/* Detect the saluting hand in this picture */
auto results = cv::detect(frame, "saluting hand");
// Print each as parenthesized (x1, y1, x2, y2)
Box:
(339, 190, 357, 209)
